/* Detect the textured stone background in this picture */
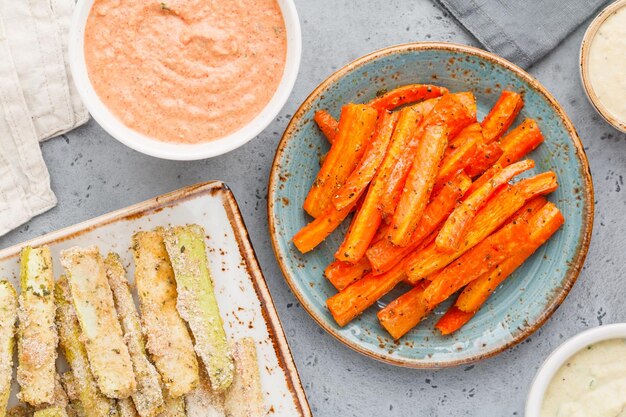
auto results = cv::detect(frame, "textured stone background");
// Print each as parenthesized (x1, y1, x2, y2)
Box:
(2, 1, 625, 415)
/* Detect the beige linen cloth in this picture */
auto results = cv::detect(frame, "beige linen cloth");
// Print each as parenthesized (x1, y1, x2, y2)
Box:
(0, 0, 88, 236)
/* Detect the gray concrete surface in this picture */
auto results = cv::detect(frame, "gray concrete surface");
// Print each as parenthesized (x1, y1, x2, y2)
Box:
(2, 1, 625, 415)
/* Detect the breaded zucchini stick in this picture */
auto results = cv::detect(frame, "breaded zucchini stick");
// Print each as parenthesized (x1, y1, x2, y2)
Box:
(33, 407, 68, 417)
(117, 400, 139, 417)
(0, 280, 18, 417)
(59, 373, 82, 417)
(184, 368, 225, 417)
(60, 247, 136, 399)
(224, 338, 264, 417)
(162, 225, 233, 392)
(105, 253, 164, 417)
(132, 231, 198, 397)
(55, 276, 119, 417)
(155, 395, 185, 417)
(17, 246, 58, 405)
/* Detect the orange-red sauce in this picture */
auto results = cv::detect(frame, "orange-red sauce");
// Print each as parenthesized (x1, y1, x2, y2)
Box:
(85, 0, 287, 143)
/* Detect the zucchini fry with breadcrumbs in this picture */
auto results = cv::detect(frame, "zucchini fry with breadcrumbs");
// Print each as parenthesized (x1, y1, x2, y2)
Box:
(105, 253, 164, 417)
(17, 246, 58, 405)
(224, 338, 264, 417)
(163, 225, 234, 393)
(185, 368, 225, 417)
(33, 407, 68, 417)
(0, 281, 18, 417)
(60, 373, 83, 417)
(132, 230, 198, 398)
(60, 247, 136, 399)
(55, 276, 119, 417)
(155, 395, 186, 417)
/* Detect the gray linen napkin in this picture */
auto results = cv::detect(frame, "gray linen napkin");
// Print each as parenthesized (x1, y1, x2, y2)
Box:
(437, 0, 609, 68)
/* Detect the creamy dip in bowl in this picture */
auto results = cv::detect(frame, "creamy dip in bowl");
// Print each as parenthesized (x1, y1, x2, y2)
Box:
(580, 0, 626, 133)
(527, 324, 626, 417)
(69, 0, 301, 160)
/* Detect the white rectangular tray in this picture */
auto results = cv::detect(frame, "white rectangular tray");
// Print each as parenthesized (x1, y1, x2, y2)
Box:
(0, 181, 311, 417)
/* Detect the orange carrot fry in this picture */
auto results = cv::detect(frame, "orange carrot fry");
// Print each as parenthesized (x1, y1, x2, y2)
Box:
(444, 123, 482, 157)
(388, 124, 449, 246)
(332, 111, 399, 210)
(377, 281, 431, 340)
(293, 202, 355, 253)
(435, 306, 474, 335)
(456, 201, 563, 313)
(466, 119, 544, 195)
(368, 84, 448, 111)
(405, 171, 558, 284)
(314, 110, 339, 144)
(434, 126, 482, 190)
(367, 173, 472, 274)
(327, 261, 406, 327)
(325, 257, 372, 291)
(303, 104, 378, 218)
(333, 107, 422, 263)
(436, 159, 535, 253)
(481, 91, 524, 143)
(380, 93, 477, 220)
(424, 215, 531, 308)
(464, 141, 504, 178)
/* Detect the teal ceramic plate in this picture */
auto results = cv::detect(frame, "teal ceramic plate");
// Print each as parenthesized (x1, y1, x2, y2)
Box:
(268, 43, 593, 368)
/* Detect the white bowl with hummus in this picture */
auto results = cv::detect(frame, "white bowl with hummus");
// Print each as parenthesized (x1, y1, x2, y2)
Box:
(526, 323, 626, 417)
(580, 0, 626, 133)
(69, 0, 301, 160)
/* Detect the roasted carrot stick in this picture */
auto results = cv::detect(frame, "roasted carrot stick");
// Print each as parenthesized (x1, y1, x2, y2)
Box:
(332, 111, 399, 210)
(444, 123, 482, 157)
(405, 171, 558, 284)
(434, 126, 482, 190)
(481, 91, 524, 143)
(325, 257, 372, 291)
(313, 110, 339, 144)
(456, 201, 563, 313)
(380, 93, 477, 220)
(368, 84, 448, 111)
(463, 141, 504, 178)
(424, 213, 531, 308)
(293, 201, 355, 253)
(327, 261, 407, 327)
(303, 104, 378, 218)
(436, 159, 535, 253)
(333, 107, 422, 263)
(366, 173, 471, 274)
(434, 307, 474, 335)
(377, 281, 431, 340)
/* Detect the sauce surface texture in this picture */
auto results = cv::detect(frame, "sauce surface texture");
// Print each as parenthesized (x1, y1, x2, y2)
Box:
(85, 0, 287, 143)
(541, 338, 626, 417)
(588, 5, 626, 123)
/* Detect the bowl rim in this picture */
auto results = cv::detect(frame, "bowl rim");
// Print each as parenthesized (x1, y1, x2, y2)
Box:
(267, 41, 595, 368)
(525, 323, 626, 415)
(579, 0, 626, 133)
(68, 0, 302, 161)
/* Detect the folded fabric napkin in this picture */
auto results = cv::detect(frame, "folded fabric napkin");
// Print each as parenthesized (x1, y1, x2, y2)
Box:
(0, 0, 88, 237)
(437, 0, 609, 68)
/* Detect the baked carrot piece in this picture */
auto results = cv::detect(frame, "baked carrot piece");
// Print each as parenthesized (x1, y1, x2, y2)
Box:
(313, 110, 339, 144)
(405, 171, 558, 284)
(332, 111, 399, 210)
(303, 104, 378, 218)
(377, 281, 431, 340)
(434, 307, 474, 336)
(466, 119, 544, 195)
(327, 261, 407, 327)
(436, 159, 535, 253)
(367, 173, 471, 274)
(456, 201, 563, 313)
(333, 107, 422, 263)
(464, 141, 504, 178)
(434, 126, 481, 190)
(380, 93, 477, 220)
(368, 84, 448, 111)
(424, 214, 531, 308)
(293, 202, 355, 253)
(325, 257, 372, 291)
(444, 123, 482, 157)
(388, 124, 449, 246)
(481, 91, 524, 143)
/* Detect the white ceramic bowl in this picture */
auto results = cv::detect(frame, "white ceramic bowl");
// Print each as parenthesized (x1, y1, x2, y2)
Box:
(579, 0, 626, 133)
(526, 323, 626, 416)
(69, 0, 302, 160)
